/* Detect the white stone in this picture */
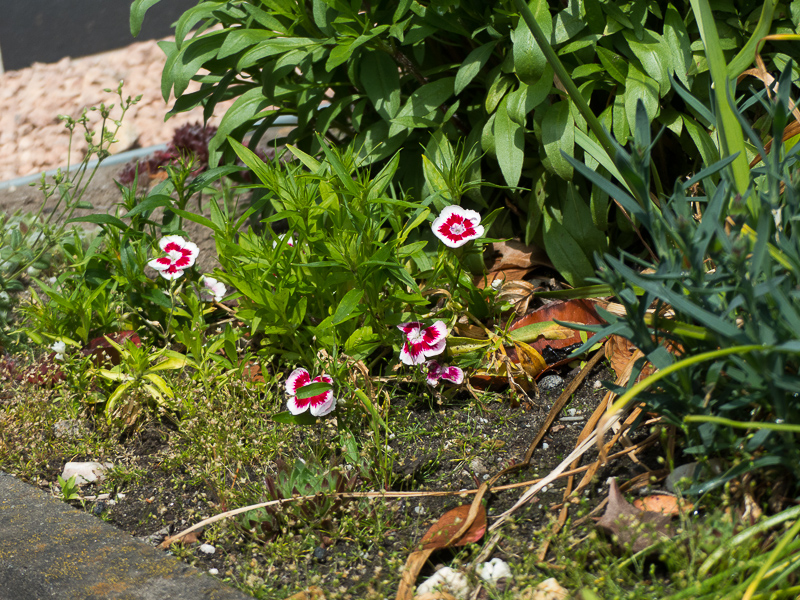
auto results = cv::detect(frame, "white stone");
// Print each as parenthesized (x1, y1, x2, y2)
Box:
(208, 568, 219, 575)
(415, 567, 470, 600)
(477, 558, 512, 586)
(199, 543, 216, 555)
(61, 461, 110, 485)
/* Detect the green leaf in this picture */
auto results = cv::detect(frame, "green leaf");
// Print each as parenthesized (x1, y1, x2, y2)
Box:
(455, 41, 497, 95)
(295, 381, 333, 400)
(542, 211, 595, 286)
(167, 31, 228, 98)
(623, 29, 672, 96)
(130, 0, 162, 37)
(682, 115, 721, 167)
(494, 96, 524, 188)
(208, 89, 276, 165)
(332, 289, 365, 325)
(67, 214, 128, 230)
(542, 100, 574, 180)
(512, 0, 552, 85)
(664, 4, 692, 88)
(624, 65, 659, 127)
(272, 411, 318, 425)
(391, 77, 455, 134)
(360, 51, 401, 119)
(596, 47, 628, 85)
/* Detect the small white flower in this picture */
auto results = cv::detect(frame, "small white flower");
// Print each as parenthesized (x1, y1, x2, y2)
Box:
(201, 275, 226, 302)
(272, 233, 295, 249)
(51, 340, 67, 361)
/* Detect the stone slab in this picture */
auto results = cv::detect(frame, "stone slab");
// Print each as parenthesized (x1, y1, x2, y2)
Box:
(0, 471, 251, 600)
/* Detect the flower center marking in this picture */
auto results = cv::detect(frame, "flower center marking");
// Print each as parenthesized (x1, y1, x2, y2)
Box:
(408, 330, 424, 344)
(449, 222, 466, 235)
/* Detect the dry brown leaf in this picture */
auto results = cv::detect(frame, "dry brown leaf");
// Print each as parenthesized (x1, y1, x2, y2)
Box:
(597, 479, 674, 553)
(633, 494, 693, 515)
(396, 505, 487, 600)
(479, 240, 551, 288)
(286, 586, 326, 600)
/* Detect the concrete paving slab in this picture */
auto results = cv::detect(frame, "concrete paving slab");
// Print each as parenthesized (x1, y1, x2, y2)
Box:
(0, 471, 251, 600)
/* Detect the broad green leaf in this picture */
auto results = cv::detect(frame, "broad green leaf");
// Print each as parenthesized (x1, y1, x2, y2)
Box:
(508, 321, 574, 342)
(494, 97, 524, 188)
(512, 0, 552, 85)
(664, 4, 692, 87)
(167, 31, 228, 98)
(543, 211, 595, 286)
(624, 65, 659, 127)
(149, 356, 189, 372)
(542, 100, 574, 180)
(393, 77, 455, 122)
(208, 89, 275, 165)
(217, 30, 274, 60)
(484, 68, 514, 114)
(455, 41, 497, 95)
(344, 326, 381, 360)
(623, 29, 672, 96)
(144, 373, 174, 397)
(360, 51, 401, 119)
(332, 289, 365, 325)
(596, 47, 628, 85)
(612, 92, 629, 144)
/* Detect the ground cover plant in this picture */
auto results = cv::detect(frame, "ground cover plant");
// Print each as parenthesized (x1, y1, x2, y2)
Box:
(2, 0, 800, 599)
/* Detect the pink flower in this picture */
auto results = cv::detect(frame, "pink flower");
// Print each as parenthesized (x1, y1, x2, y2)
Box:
(398, 321, 447, 365)
(201, 275, 226, 302)
(432, 205, 484, 248)
(147, 235, 199, 280)
(285, 368, 336, 416)
(424, 360, 465, 386)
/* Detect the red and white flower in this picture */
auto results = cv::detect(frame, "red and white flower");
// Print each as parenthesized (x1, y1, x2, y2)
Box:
(147, 235, 199, 280)
(201, 275, 226, 302)
(285, 368, 336, 416)
(424, 360, 464, 386)
(398, 321, 447, 365)
(272, 233, 295, 249)
(432, 205, 484, 248)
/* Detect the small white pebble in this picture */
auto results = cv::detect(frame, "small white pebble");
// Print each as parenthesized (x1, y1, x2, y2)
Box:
(208, 568, 219, 575)
(567, 408, 577, 416)
(414, 505, 425, 514)
(199, 543, 216, 555)
(541, 485, 549, 492)
(478, 417, 489, 424)
(482, 474, 489, 480)
(542, 443, 549, 450)
(593, 380, 602, 389)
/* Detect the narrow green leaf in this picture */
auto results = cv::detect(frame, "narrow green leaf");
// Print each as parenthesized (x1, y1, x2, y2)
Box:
(295, 381, 333, 400)
(332, 289, 365, 325)
(130, 0, 162, 37)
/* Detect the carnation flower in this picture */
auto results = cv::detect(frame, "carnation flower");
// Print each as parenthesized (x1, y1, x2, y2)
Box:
(398, 321, 447, 365)
(424, 360, 464, 386)
(147, 235, 199, 280)
(431, 205, 484, 248)
(272, 233, 295, 249)
(285, 368, 337, 416)
(201, 275, 226, 302)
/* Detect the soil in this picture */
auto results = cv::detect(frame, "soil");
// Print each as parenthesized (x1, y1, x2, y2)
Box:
(1, 358, 659, 598)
